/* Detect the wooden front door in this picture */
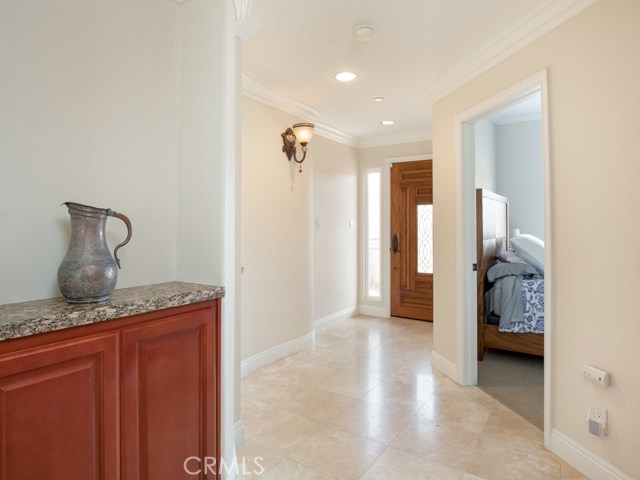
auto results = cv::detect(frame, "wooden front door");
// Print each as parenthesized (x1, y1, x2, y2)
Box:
(390, 160, 433, 321)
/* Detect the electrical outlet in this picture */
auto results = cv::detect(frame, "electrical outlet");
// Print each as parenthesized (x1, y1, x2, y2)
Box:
(587, 405, 607, 437)
(582, 364, 610, 387)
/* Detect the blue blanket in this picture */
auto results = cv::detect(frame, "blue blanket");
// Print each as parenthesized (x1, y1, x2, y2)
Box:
(498, 278, 544, 334)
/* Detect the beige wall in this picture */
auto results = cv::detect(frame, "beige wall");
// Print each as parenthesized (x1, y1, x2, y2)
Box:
(0, 0, 231, 303)
(432, 1, 640, 476)
(313, 136, 358, 321)
(0, 0, 182, 303)
(176, 1, 228, 287)
(241, 97, 314, 360)
(240, 110, 431, 359)
(241, 97, 360, 364)
(2, 0, 238, 462)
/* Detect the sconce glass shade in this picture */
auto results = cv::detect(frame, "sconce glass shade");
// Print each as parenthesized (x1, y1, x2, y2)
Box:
(292, 123, 314, 145)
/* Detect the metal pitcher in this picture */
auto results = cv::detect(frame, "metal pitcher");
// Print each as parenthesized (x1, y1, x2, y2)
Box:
(57, 202, 132, 303)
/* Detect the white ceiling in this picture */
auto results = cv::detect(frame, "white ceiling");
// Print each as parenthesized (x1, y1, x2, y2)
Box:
(241, 0, 595, 147)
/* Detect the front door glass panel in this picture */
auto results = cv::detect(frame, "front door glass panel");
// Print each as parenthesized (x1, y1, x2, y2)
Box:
(417, 204, 433, 274)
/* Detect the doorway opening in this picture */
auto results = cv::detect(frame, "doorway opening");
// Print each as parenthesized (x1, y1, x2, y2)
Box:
(456, 70, 552, 445)
(475, 94, 544, 430)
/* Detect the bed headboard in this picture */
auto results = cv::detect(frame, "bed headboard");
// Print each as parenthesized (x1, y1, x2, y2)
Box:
(476, 188, 509, 335)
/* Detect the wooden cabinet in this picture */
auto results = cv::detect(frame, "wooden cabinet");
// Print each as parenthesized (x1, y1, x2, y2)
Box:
(0, 300, 220, 480)
(121, 306, 219, 480)
(0, 333, 119, 480)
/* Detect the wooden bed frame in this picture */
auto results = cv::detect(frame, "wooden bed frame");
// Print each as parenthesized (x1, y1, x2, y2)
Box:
(476, 188, 544, 360)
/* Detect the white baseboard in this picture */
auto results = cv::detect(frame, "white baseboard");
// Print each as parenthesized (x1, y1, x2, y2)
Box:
(240, 331, 314, 379)
(550, 429, 634, 480)
(432, 351, 459, 382)
(357, 304, 387, 318)
(314, 305, 357, 330)
(241, 306, 358, 378)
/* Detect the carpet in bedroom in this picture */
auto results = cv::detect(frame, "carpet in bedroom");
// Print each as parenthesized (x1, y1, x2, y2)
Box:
(477, 348, 544, 430)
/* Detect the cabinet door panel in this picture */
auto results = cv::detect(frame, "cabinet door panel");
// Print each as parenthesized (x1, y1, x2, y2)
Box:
(0, 333, 119, 480)
(122, 305, 219, 480)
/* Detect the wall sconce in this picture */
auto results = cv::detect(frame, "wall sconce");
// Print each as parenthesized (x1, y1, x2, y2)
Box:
(281, 122, 314, 172)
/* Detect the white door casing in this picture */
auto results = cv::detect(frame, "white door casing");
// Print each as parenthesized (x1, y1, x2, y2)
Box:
(454, 69, 552, 447)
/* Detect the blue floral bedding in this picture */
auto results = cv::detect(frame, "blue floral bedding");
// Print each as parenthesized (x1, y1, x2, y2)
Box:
(498, 278, 544, 334)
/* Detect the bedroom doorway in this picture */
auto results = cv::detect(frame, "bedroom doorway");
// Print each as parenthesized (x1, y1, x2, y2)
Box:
(456, 70, 552, 443)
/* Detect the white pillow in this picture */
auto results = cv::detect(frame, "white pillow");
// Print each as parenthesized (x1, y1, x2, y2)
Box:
(510, 234, 544, 274)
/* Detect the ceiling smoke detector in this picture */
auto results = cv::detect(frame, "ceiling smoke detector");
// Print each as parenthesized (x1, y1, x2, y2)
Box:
(354, 24, 374, 42)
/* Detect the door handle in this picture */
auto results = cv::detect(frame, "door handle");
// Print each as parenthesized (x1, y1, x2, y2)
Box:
(391, 234, 399, 254)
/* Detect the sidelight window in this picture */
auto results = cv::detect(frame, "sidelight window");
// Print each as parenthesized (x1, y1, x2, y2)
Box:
(365, 169, 381, 299)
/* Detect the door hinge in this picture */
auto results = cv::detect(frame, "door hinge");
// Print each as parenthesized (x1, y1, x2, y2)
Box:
(472, 263, 478, 271)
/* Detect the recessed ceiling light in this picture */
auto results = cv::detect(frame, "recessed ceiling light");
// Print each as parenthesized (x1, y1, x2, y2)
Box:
(381, 120, 395, 126)
(334, 71, 358, 82)
(373, 97, 384, 102)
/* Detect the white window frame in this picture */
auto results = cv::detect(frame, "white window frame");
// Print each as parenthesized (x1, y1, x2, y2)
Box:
(364, 167, 382, 301)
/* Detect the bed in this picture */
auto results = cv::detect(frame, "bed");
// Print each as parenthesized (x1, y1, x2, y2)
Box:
(476, 188, 544, 360)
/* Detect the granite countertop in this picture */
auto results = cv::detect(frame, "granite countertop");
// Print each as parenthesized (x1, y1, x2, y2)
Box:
(0, 282, 225, 342)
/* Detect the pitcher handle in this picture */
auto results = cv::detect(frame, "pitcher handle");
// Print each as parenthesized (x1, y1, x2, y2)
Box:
(107, 210, 132, 269)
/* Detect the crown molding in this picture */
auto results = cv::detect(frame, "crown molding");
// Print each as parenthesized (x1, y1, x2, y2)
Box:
(313, 122, 359, 148)
(243, 74, 320, 122)
(358, 130, 432, 149)
(240, 0, 596, 150)
(243, 75, 357, 146)
(242, 76, 431, 149)
(422, 0, 598, 104)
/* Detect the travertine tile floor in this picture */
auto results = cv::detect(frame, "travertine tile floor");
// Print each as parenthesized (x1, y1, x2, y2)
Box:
(239, 315, 587, 480)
